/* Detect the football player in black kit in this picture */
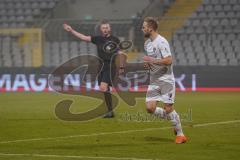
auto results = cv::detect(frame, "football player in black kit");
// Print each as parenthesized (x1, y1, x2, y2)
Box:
(63, 20, 127, 118)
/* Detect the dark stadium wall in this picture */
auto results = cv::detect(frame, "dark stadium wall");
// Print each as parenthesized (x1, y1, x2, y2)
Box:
(52, 0, 150, 19)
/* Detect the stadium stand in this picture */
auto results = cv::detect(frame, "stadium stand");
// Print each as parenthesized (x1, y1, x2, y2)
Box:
(133, 0, 175, 52)
(43, 40, 98, 66)
(43, 20, 134, 66)
(0, 0, 239, 67)
(171, 0, 240, 66)
(0, 0, 59, 28)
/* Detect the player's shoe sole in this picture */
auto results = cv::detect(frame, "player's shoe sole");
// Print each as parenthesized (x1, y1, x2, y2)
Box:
(175, 135, 187, 144)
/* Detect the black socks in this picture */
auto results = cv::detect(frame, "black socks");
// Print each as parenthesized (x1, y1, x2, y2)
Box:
(104, 91, 113, 113)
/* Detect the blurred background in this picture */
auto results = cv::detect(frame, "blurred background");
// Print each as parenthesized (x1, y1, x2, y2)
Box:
(0, 0, 240, 91)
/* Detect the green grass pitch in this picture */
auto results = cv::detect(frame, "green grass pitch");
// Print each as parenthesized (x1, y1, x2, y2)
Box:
(0, 92, 240, 160)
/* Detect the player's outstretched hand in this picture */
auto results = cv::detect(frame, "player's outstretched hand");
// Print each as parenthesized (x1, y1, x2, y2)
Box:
(63, 23, 72, 32)
(143, 56, 154, 62)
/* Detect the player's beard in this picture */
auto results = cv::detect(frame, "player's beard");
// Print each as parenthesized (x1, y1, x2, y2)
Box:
(102, 30, 111, 37)
(144, 32, 151, 38)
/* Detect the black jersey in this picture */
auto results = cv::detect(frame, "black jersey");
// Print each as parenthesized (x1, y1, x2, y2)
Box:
(91, 35, 120, 62)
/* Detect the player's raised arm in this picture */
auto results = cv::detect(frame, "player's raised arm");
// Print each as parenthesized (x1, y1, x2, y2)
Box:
(63, 23, 91, 42)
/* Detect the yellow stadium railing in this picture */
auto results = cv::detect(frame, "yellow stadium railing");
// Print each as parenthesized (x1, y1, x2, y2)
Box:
(0, 28, 42, 67)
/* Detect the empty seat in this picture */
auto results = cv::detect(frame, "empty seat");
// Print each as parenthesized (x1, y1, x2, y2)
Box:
(16, 16, 25, 22)
(229, 59, 238, 65)
(169, 0, 240, 66)
(227, 33, 236, 40)
(219, 59, 228, 66)
(192, 19, 200, 26)
(206, 53, 215, 59)
(178, 59, 188, 65)
(220, 0, 228, 5)
(217, 11, 226, 17)
(33, 8, 40, 16)
(40, 1, 48, 9)
(226, 11, 235, 17)
(229, 0, 238, 5)
(223, 5, 232, 12)
(230, 19, 238, 26)
(31, 2, 39, 9)
(226, 52, 235, 59)
(211, 19, 220, 26)
(189, 34, 198, 41)
(188, 59, 197, 65)
(202, 19, 210, 26)
(22, 2, 31, 9)
(0, 9, 7, 15)
(48, 1, 56, 8)
(214, 5, 222, 11)
(198, 12, 207, 18)
(205, 5, 213, 12)
(7, 9, 15, 16)
(208, 59, 218, 65)
(16, 9, 24, 15)
(198, 58, 207, 65)
(233, 5, 240, 11)
(24, 9, 32, 16)
(218, 33, 226, 40)
(6, 2, 14, 9)
(15, 2, 23, 9)
(208, 12, 217, 17)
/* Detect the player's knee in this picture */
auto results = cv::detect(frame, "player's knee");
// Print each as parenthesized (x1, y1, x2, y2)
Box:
(99, 84, 108, 92)
(99, 86, 108, 92)
(163, 103, 174, 113)
(146, 103, 155, 113)
(146, 108, 154, 113)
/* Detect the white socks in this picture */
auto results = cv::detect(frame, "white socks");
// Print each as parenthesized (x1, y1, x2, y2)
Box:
(154, 107, 167, 119)
(167, 110, 184, 136)
(154, 107, 184, 136)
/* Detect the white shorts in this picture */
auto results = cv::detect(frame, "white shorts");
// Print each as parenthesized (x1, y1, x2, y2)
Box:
(146, 81, 175, 104)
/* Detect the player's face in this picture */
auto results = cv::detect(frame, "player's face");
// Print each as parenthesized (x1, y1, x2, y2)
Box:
(100, 24, 111, 37)
(142, 22, 151, 38)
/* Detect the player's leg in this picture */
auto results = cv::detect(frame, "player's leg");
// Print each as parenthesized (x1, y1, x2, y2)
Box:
(99, 81, 114, 118)
(160, 82, 187, 143)
(163, 103, 187, 143)
(163, 103, 183, 135)
(146, 85, 167, 119)
(146, 85, 166, 119)
(146, 100, 167, 119)
(147, 82, 187, 143)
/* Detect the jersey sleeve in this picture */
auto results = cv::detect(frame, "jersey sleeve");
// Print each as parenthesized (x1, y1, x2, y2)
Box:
(91, 36, 100, 45)
(159, 41, 171, 58)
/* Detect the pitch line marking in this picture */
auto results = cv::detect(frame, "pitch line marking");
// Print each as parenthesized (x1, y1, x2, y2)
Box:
(0, 153, 154, 160)
(0, 120, 239, 144)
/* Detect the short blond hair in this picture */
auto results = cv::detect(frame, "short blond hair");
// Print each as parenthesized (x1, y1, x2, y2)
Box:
(144, 17, 158, 31)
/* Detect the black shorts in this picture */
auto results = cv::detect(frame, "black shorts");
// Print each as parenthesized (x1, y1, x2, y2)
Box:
(98, 63, 116, 86)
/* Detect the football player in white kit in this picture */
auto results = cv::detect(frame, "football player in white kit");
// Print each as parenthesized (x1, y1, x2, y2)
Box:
(142, 17, 187, 144)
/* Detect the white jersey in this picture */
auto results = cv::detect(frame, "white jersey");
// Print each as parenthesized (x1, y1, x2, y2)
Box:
(144, 34, 175, 84)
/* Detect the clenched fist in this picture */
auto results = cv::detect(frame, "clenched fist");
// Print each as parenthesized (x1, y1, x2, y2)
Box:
(63, 23, 72, 32)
